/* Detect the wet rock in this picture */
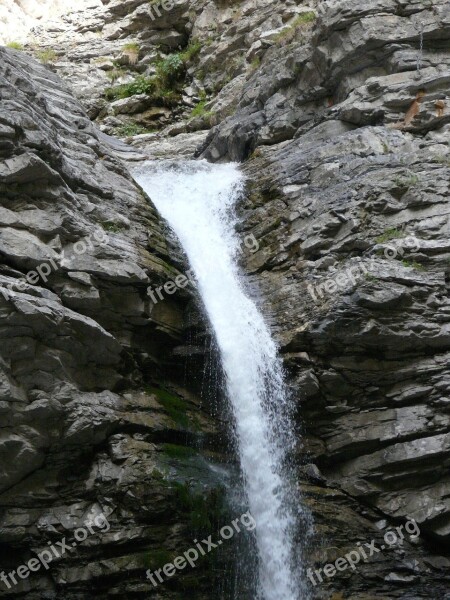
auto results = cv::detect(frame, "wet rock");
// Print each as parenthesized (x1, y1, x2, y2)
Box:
(0, 47, 223, 600)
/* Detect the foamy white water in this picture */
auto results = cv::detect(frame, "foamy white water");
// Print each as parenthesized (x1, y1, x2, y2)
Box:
(133, 160, 307, 600)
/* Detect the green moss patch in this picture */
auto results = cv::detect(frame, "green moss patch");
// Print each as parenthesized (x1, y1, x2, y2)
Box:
(162, 444, 198, 459)
(146, 386, 191, 428)
(142, 549, 173, 570)
(173, 482, 227, 535)
(375, 228, 405, 243)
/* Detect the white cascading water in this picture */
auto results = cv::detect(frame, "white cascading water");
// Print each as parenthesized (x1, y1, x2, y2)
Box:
(133, 160, 306, 600)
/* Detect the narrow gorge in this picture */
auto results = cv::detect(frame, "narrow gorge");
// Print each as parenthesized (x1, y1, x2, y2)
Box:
(1, 1, 450, 599)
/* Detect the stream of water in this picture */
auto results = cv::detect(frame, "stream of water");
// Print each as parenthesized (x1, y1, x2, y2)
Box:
(133, 160, 307, 600)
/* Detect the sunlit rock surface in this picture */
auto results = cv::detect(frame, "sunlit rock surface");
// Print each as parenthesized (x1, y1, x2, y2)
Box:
(0, 0, 101, 45)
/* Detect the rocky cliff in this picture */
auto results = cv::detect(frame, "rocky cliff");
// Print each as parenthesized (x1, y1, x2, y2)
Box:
(1, 0, 450, 598)
(0, 45, 238, 600)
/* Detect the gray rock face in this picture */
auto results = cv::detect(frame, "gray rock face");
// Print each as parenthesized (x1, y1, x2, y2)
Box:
(200, 0, 450, 160)
(0, 48, 226, 599)
(239, 74, 450, 600)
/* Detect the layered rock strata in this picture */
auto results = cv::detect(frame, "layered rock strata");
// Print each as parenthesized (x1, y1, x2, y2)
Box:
(0, 47, 232, 600)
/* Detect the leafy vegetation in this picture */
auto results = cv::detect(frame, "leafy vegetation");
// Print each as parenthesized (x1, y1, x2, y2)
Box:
(122, 42, 140, 52)
(105, 41, 202, 104)
(294, 11, 317, 24)
(190, 99, 214, 122)
(376, 228, 406, 243)
(113, 123, 156, 137)
(105, 71, 180, 105)
(101, 222, 125, 233)
(274, 11, 317, 44)
(196, 68, 206, 81)
(142, 549, 173, 571)
(155, 53, 185, 87)
(105, 75, 156, 100)
(250, 56, 261, 71)
(35, 49, 57, 64)
(402, 260, 425, 271)
(6, 41, 24, 50)
(180, 39, 202, 62)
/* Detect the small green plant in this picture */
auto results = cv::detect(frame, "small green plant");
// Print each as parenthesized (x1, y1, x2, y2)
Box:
(376, 228, 405, 243)
(196, 68, 206, 81)
(155, 53, 185, 87)
(105, 75, 156, 100)
(250, 56, 261, 71)
(394, 173, 419, 188)
(122, 42, 140, 64)
(190, 100, 214, 121)
(151, 468, 165, 480)
(35, 48, 57, 64)
(295, 11, 317, 24)
(156, 89, 181, 106)
(6, 41, 24, 50)
(274, 11, 317, 44)
(122, 74, 155, 96)
(101, 222, 124, 233)
(180, 39, 202, 62)
(114, 123, 156, 136)
(105, 49, 194, 105)
(402, 260, 425, 271)
(123, 42, 140, 52)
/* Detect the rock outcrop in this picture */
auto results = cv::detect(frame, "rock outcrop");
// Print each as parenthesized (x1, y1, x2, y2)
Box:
(241, 121, 450, 597)
(232, 0, 450, 596)
(0, 47, 232, 600)
(201, 0, 450, 160)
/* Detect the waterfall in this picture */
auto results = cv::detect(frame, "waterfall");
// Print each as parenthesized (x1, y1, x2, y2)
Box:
(133, 160, 307, 600)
